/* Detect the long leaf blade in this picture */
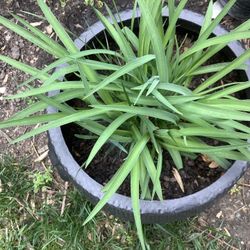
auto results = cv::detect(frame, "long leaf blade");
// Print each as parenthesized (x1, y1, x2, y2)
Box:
(86, 113, 134, 166)
(83, 135, 149, 225)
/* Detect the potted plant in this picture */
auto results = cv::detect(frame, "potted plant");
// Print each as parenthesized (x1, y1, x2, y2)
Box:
(219, 0, 250, 20)
(0, 0, 249, 248)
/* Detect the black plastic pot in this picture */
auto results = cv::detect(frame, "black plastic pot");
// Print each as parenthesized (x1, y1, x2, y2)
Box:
(47, 7, 250, 224)
(219, 0, 250, 20)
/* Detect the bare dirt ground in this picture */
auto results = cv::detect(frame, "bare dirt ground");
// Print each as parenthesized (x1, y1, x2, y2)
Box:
(0, 0, 249, 249)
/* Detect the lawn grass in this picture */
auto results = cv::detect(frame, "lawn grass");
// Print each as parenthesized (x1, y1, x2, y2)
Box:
(0, 156, 241, 250)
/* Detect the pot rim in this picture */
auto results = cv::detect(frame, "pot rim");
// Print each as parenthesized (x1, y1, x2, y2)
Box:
(47, 7, 249, 221)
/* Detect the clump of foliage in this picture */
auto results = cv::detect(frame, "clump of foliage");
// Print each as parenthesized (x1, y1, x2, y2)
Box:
(0, 0, 249, 248)
(84, 0, 104, 8)
(32, 167, 53, 193)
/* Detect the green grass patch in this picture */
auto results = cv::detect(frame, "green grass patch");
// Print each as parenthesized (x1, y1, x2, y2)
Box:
(0, 156, 241, 249)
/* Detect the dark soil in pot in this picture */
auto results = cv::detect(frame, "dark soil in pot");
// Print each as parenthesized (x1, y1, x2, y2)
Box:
(61, 123, 226, 199)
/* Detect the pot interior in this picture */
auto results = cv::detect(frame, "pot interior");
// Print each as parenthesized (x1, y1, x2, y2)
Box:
(61, 15, 249, 199)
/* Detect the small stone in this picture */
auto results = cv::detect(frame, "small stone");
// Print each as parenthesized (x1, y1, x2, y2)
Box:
(216, 211, 223, 219)
(187, 160, 195, 166)
(163, 176, 170, 182)
(2, 74, 8, 85)
(19, 40, 25, 48)
(5, 32, 11, 42)
(0, 71, 5, 80)
(11, 45, 20, 60)
(235, 213, 241, 219)
(45, 25, 53, 35)
(0, 86, 6, 94)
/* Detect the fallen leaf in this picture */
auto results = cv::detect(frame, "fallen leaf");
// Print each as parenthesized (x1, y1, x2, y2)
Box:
(38, 145, 49, 154)
(87, 233, 93, 241)
(216, 210, 223, 219)
(75, 24, 83, 29)
(0, 179, 3, 193)
(34, 150, 49, 162)
(30, 21, 43, 27)
(30, 199, 36, 210)
(201, 154, 211, 163)
(2, 74, 9, 85)
(45, 25, 53, 35)
(172, 168, 185, 193)
(34, 124, 40, 129)
(224, 227, 231, 237)
(209, 161, 219, 169)
(0, 86, 6, 94)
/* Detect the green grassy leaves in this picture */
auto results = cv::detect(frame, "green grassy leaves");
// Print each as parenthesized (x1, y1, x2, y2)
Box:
(138, 0, 169, 82)
(86, 113, 135, 166)
(83, 135, 149, 225)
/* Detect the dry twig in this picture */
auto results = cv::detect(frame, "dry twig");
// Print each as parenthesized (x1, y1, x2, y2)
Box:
(60, 181, 69, 216)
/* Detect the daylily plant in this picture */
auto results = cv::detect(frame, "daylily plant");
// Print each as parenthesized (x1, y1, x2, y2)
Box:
(0, 0, 250, 248)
